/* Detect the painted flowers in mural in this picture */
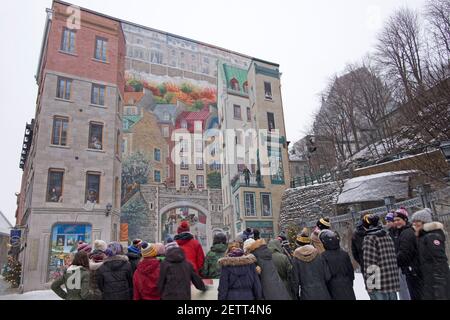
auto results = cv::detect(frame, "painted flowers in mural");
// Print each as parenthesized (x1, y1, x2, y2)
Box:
(125, 78, 217, 110)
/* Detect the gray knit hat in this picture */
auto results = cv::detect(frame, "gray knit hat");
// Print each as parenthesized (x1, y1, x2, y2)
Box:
(411, 208, 433, 223)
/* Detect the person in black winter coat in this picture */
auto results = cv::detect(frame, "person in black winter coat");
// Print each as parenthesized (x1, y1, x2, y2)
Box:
(351, 220, 366, 275)
(320, 230, 356, 300)
(243, 238, 291, 300)
(126, 239, 142, 276)
(218, 247, 263, 300)
(158, 242, 206, 300)
(292, 231, 331, 300)
(97, 242, 133, 300)
(412, 208, 450, 300)
(394, 209, 423, 300)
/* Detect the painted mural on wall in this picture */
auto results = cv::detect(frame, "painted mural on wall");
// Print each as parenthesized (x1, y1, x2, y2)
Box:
(48, 224, 92, 281)
(120, 22, 250, 242)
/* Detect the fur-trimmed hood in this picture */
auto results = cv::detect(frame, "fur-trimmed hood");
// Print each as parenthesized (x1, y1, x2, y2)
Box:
(245, 239, 266, 253)
(218, 254, 257, 267)
(423, 221, 444, 232)
(293, 245, 319, 262)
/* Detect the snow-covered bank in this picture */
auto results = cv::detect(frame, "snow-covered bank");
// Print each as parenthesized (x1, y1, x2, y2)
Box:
(1, 273, 370, 300)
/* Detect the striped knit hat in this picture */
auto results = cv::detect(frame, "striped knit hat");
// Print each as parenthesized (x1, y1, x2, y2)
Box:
(296, 228, 311, 246)
(141, 242, 157, 258)
(165, 241, 179, 253)
(77, 241, 92, 254)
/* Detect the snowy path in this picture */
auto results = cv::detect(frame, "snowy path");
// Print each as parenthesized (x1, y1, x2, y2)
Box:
(0, 273, 370, 300)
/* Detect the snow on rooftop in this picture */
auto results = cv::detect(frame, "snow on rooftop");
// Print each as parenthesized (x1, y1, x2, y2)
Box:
(337, 170, 416, 204)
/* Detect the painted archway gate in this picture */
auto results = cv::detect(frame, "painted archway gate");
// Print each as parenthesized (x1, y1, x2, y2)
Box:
(122, 183, 223, 252)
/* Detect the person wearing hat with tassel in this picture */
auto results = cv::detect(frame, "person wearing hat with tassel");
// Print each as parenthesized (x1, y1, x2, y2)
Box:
(133, 242, 161, 300)
(412, 208, 450, 300)
(394, 207, 423, 300)
(174, 221, 205, 274)
(88, 240, 107, 300)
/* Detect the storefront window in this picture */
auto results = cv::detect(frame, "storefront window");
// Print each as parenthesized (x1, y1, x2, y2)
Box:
(48, 224, 92, 281)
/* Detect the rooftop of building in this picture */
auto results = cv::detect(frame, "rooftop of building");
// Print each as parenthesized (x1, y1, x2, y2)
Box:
(53, 0, 279, 67)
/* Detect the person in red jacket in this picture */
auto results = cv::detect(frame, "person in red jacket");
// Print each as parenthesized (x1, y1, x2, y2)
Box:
(174, 221, 205, 273)
(133, 242, 160, 300)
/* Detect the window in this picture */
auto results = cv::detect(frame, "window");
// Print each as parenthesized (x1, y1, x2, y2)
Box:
(163, 112, 170, 121)
(51, 117, 68, 146)
(181, 120, 188, 129)
(91, 84, 106, 106)
(88, 122, 103, 150)
(196, 158, 204, 170)
(57, 77, 72, 100)
(194, 121, 202, 131)
(180, 157, 189, 170)
(47, 169, 64, 202)
(86, 172, 101, 204)
(246, 107, 251, 122)
(162, 126, 169, 137)
(202, 66, 209, 74)
(94, 37, 108, 61)
(244, 192, 256, 216)
(243, 81, 249, 94)
(60, 28, 75, 53)
(151, 51, 163, 64)
(267, 112, 275, 131)
(154, 148, 161, 162)
(181, 175, 189, 187)
(196, 175, 204, 189)
(230, 78, 240, 91)
(264, 81, 272, 99)
(233, 105, 241, 119)
(154, 170, 161, 183)
(203, 56, 209, 63)
(115, 130, 120, 156)
(261, 193, 272, 217)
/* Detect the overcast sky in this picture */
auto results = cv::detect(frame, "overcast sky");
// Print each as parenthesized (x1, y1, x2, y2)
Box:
(0, 0, 427, 224)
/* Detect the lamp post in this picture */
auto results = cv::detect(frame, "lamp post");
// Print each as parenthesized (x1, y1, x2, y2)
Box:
(439, 141, 450, 179)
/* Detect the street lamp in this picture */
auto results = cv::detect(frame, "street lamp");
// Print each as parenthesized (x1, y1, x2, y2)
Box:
(105, 203, 112, 217)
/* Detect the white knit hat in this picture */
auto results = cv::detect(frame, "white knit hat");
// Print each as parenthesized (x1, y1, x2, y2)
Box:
(94, 240, 107, 252)
(243, 238, 256, 253)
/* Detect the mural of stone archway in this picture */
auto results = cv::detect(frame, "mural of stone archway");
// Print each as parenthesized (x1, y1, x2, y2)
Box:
(134, 184, 223, 251)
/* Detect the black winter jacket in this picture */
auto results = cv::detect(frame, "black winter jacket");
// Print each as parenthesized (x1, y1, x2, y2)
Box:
(397, 223, 421, 276)
(417, 222, 450, 300)
(292, 245, 331, 300)
(97, 255, 133, 300)
(158, 247, 205, 300)
(351, 222, 365, 272)
(246, 239, 291, 300)
(126, 252, 141, 276)
(321, 239, 356, 300)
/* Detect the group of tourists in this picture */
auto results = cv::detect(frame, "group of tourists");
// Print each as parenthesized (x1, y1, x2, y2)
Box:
(352, 207, 450, 300)
(50, 207, 449, 300)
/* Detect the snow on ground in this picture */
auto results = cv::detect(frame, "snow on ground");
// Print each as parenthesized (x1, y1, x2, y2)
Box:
(0, 273, 370, 300)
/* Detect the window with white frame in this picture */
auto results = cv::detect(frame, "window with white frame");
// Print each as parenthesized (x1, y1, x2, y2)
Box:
(181, 175, 189, 187)
(244, 192, 256, 216)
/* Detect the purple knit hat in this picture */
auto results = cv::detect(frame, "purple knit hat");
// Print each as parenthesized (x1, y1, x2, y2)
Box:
(105, 242, 124, 257)
(77, 241, 92, 254)
(385, 212, 395, 222)
(228, 248, 244, 257)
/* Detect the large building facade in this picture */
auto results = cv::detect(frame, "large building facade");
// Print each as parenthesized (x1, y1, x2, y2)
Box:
(16, 1, 125, 291)
(16, 0, 291, 290)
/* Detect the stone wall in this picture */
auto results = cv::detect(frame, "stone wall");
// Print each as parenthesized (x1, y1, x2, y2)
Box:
(279, 181, 341, 229)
